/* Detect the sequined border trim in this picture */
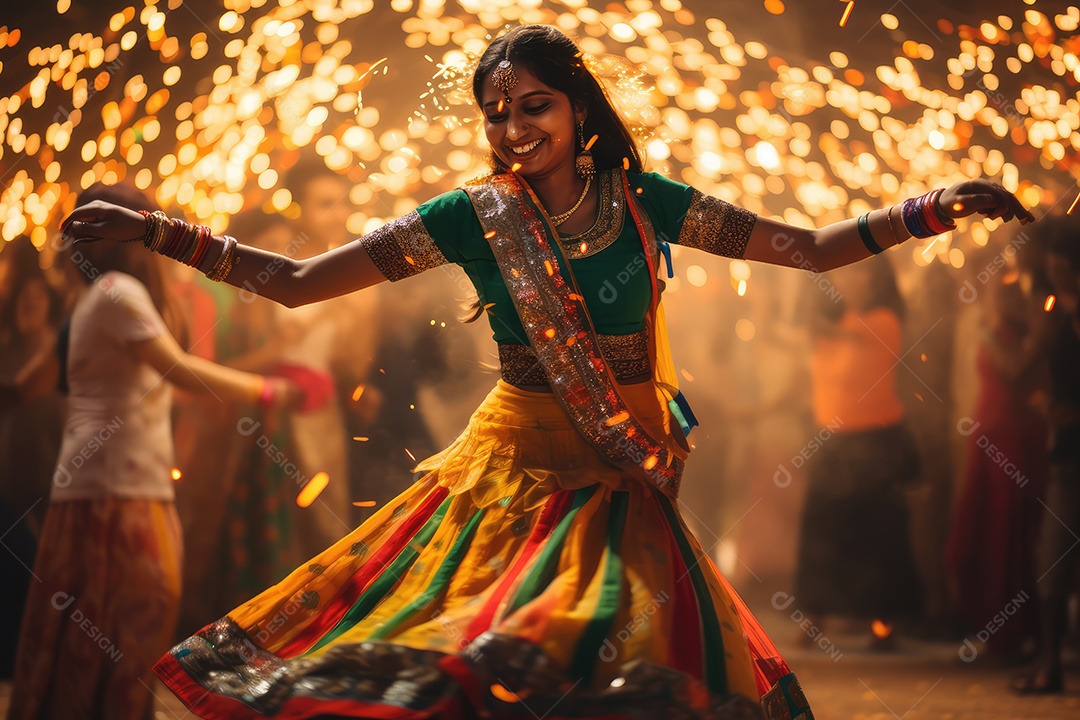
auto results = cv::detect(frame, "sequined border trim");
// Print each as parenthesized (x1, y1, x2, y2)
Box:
(466, 173, 683, 497)
(498, 343, 548, 386)
(557, 169, 624, 259)
(499, 329, 650, 387)
(359, 211, 448, 282)
(162, 617, 770, 719)
(678, 190, 757, 260)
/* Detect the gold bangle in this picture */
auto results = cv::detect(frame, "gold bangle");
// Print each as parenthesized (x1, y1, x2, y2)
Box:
(207, 235, 239, 282)
(887, 204, 911, 245)
(149, 211, 169, 252)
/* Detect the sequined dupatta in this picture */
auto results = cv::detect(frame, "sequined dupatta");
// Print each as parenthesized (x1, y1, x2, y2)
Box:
(464, 172, 689, 498)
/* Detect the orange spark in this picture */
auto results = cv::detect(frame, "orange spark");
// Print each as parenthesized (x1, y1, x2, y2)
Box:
(170, 468, 182, 481)
(544, 259, 555, 275)
(1045, 294, 1057, 312)
(297, 472, 330, 508)
(353, 436, 369, 441)
(544, 327, 556, 339)
(353, 500, 377, 507)
(839, 1, 854, 27)
(404, 447, 417, 462)
(605, 411, 631, 426)
(871, 619, 893, 639)
(351, 385, 365, 401)
(642, 455, 659, 471)
(584, 134, 599, 151)
(511, 162, 522, 172)
(1068, 193, 1080, 215)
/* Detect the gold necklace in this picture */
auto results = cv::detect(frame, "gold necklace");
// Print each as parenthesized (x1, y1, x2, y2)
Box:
(548, 175, 592, 226)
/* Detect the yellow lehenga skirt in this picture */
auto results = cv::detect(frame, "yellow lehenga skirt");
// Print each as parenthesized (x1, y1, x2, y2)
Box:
(156, 380, 811, 719)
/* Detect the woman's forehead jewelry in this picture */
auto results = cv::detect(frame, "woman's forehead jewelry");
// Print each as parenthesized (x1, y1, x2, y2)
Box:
(491, 58, 518, 103)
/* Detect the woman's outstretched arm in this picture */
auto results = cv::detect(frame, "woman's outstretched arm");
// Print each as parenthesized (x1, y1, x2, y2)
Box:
(189, 235, 388, 307)
(61, 200, 389, 308)
(742, 178, 1034, 272)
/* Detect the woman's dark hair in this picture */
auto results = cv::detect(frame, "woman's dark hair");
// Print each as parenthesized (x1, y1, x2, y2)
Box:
(472, 25, 642, 175)
(68, 182, 189, 348)
(1, 239, 63, 344)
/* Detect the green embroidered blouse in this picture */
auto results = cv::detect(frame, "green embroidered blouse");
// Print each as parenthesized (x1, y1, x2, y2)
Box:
(359, 169, 756, 345)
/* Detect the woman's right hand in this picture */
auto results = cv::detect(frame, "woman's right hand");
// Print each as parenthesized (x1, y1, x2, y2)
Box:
(61, 200, 148, 244)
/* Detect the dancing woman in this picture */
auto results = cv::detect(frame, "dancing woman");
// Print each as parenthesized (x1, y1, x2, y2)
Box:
(62, 24, 1033, 720)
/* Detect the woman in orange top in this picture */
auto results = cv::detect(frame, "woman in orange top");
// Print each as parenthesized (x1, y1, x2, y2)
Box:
(796, 257, 923, 648)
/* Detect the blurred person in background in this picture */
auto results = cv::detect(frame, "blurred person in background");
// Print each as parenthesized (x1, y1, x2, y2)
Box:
(7, 182, 301, 720)
(1013, 214, 1080, 694)
(0, 236, 65, 679)
(794, 256, 924, 650)
(277, 157, 381, 561)
(946, 234, 1049, 661)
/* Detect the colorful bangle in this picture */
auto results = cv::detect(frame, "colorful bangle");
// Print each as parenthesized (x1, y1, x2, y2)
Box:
(257, 376, 275, 407)
(857, 213, 886, 255)
(902, 189, 956, 239)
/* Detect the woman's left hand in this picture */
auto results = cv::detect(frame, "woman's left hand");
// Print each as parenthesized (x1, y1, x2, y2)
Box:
(938, 179, 1036, 225)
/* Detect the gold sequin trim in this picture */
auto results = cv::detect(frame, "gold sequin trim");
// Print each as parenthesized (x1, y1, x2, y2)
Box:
(557, 169, 624, 259)
(498, 344, 548, 387)
(359, 211, 448, 282)
(597, 330, 651, 380)
(499, 328, 650, 387)
(677, 189, 757, 260)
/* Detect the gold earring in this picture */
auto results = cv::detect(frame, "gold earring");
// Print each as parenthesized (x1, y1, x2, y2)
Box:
(575, 119, 595, 180)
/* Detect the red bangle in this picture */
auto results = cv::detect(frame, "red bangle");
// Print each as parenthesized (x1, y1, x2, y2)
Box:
(258, 377, 275, 407)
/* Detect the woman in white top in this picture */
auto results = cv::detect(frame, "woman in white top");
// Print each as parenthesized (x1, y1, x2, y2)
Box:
(8, 183, 300, 720)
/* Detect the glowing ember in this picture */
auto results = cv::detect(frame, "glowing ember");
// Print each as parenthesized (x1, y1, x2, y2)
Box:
(351, 385, 366, 402)
(489, 684, 529, 702)
(353, 500, 377, 507)
(642, 455, 659, 471)
(544, 328, 556, 339)
(605, 411, 631, 426)
(297, 472, 330, 508)
(870, 619, 893, 639)
(584, 134, 599, 151)
(952, 202, 964, 212)
(1045, 294, 1057, 312)
(579, 242, 588, 253)
(352, 436, 369, 441)
(484, 230, 497, 239)
(170, 468, 182, 481)
(544, 259, 555, 276)
(839, 1, 855, 27)
(1068, 194, 1080, 215)
(511, 162, 522, 172)
(404, 447, 417, 462)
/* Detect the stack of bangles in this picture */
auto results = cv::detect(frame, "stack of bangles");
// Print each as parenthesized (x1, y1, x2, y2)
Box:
(137, 209, 239, 282)
(856, 188, 957, 255)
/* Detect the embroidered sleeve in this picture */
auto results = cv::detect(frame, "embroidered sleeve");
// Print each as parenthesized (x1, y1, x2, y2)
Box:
(676, 189, 757, 260)
(358, 211, 449, 282)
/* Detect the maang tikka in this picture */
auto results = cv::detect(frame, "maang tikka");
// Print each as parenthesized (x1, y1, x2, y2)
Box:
(490, 58, 518, 104)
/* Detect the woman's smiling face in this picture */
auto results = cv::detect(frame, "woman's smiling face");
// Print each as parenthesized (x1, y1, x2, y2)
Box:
(480, 64, 583, 179)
